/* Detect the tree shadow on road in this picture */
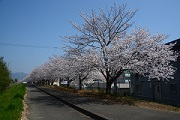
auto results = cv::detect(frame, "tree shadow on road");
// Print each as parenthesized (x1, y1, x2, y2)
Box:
(34, 84, 116, 106)
(27, 84, 66, 108)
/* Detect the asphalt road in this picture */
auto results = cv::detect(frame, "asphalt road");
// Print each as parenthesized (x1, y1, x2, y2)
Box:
(26, 84, 180, 120)
(26, 84, 91, 120)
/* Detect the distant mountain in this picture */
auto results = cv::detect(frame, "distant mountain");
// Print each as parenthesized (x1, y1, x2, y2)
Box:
(11, 72, 28, 81)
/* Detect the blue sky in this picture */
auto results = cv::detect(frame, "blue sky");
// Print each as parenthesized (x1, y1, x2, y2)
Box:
(0, 0, 179, 73)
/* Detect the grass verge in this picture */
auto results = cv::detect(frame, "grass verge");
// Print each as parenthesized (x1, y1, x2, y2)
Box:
(47, 85, 180, 112)
(0, 84, 26, 120)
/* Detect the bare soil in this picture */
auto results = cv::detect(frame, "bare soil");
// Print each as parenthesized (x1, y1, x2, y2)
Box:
(21, 92, 28, 120)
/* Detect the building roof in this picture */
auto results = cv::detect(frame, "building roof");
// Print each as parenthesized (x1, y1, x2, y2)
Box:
(166, 38, 180, 46)
(166, 38, 180, 51)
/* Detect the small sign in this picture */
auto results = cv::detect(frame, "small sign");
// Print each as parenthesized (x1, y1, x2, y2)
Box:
(125, 73, 130, 77)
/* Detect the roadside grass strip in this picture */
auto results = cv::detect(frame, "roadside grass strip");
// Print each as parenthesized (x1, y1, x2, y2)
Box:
(47, 85, 180, 112)
(0, 84, 26, 120)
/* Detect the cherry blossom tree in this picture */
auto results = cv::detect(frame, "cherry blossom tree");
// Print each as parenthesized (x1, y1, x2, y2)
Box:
(64, 4, 177, 94)
(49, 55, 76, 87)
(25, 59, 61, 84)
(25, 53, 99, 89)
(64, 50, 99, 89)
(25, 66, 43, 83)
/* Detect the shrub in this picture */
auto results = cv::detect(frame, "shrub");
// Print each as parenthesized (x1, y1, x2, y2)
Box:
(0, 57, 11, 92)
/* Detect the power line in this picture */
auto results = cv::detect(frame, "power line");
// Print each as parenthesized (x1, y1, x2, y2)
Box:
(0, 43, 60, 49)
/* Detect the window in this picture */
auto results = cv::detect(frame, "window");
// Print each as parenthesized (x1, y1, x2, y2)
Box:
(124, 70, 131, 77)
(125, 73, 131, 77)
(170, 84, 177, 94)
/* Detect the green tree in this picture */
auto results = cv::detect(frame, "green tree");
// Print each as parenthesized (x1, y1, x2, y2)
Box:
(15, 79, 18, 83)
(0, 57, 11, 92)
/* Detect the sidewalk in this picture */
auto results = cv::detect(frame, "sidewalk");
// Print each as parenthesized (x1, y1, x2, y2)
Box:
(36, 85, 180, 120)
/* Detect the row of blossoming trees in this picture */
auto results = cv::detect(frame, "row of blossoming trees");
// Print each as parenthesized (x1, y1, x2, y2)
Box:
(25, 50, 103, 89)
(25, 4, 178, 94)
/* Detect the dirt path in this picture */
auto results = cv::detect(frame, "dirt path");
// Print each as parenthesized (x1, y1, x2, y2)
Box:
(21, 92, 28, 120)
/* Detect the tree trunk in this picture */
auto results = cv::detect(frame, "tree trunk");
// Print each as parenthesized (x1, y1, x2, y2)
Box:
(114, 79, 118, 94)
(79, 76, 82, 90)
(67, 81, 70, 88)
(105, 68, 111, 94)
(106, 70, 123, 94)
(66, 77, 70, 88)
(106, 81, 111, 94)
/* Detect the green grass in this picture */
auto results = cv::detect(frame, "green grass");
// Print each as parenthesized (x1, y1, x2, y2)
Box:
(0, 84, 26, 120)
